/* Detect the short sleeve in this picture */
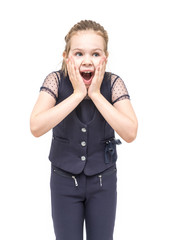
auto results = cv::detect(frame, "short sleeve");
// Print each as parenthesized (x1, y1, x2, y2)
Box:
(40, 71, 60, 100)
(111, 74, 130, 104)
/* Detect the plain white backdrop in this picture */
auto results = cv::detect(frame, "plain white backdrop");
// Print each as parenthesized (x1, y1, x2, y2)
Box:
(0, 0, 180, 239)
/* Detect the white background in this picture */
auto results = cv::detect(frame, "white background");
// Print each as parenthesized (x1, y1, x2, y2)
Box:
(0, 0, 180, 239)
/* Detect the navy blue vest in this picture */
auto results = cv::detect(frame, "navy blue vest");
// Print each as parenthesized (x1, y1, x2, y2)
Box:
(49, 70, 121, 176)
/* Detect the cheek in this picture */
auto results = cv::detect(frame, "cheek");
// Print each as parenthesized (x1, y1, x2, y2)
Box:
(70, 56, 81, 67)
(93, 57, 104, 67)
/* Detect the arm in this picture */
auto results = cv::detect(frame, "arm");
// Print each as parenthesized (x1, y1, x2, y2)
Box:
(30, 91, 85, 137)
(90, 94, 138, 143)
(87, 58, 138, 143)
(30, 59, 88, 137)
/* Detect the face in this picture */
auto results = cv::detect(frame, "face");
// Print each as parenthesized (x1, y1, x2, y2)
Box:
(65, 30, 107, 87)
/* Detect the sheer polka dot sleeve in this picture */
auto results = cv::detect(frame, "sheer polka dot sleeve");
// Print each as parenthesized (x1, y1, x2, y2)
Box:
(40, 71, 60, 100)
(111, 74, 130, 104)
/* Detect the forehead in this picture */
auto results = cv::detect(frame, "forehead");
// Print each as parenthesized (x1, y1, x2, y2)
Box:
(70, 30, 105, 50)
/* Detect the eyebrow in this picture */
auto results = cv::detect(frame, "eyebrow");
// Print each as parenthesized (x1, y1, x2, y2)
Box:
(72, 48, 103, 52)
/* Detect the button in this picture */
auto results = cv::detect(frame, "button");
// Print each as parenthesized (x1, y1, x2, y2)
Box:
(81, 141, 86, 147)
(81, 128, 86, 133)
(81, 156, 86, 161)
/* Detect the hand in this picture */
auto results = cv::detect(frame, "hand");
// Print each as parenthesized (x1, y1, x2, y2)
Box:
(88, 57, 107, 98)
(66, 57, 87, 98)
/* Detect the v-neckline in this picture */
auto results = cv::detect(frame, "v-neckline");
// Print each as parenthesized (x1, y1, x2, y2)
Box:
(74, 99, 97, 126)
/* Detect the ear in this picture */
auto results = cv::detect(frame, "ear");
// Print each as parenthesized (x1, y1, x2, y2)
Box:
(63, 51, 67, 59)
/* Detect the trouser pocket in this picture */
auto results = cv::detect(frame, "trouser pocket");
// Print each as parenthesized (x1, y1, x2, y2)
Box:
(97, 166, 117, 187)
(52, 165, 79, 187)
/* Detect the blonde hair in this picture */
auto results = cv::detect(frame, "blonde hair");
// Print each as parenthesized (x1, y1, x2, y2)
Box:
(61, 20, 109, 76)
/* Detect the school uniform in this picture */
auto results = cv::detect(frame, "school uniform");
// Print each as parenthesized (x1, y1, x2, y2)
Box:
(40, 70, 130, 240)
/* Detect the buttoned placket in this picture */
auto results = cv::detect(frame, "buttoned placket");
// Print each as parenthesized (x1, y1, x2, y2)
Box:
(80, 126, 87, 163)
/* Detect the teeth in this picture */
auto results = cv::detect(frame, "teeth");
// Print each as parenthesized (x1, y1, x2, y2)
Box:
(84, 71, 91, 73)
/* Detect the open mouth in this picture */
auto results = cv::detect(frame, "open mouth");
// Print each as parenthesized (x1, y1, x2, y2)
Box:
(80, 71, 94, 85)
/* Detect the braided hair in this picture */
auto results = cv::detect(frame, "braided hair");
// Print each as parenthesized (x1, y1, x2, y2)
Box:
(61, 20, 109, 76)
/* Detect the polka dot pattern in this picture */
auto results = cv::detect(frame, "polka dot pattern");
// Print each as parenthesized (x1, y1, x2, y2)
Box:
(40, 71, 130, 103)
(110, 74, 130, 104)
(40, 72, 60, 100)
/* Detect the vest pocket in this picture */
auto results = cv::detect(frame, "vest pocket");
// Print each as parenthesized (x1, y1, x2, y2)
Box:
(100, 136, 115, 143)
(100, 137, 121, 164)
(53, 136, 69, 143)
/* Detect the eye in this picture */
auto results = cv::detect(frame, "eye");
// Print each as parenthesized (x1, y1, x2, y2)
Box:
(75, 52, 83, 57)
(93, 52, 100, 57)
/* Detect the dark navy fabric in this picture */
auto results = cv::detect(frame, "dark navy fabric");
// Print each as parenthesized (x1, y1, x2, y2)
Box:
(48, 70, 121, 239)
(50, 164, 117, 240)
(76, 99, 95, 124)
(48, 70, 121, 176)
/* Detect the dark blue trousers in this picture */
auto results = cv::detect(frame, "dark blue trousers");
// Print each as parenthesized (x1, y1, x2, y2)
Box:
(50, 164, 117, 240)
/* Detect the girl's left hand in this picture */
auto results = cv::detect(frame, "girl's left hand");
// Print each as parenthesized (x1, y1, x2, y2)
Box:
(88, 57, 107, 98)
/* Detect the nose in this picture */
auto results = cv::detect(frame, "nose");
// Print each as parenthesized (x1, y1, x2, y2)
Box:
(82, 55, 92, 66)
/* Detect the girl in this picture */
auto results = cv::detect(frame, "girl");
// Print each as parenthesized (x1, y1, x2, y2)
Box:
(30, 20, 138, 240)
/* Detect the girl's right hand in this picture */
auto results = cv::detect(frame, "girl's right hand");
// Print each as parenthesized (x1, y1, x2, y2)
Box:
(66, 57, 87, 98)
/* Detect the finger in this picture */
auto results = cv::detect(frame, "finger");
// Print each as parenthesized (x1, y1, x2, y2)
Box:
(69, 57, 76, 75)
(98, 57, 106, 71)
(75, 65, 82, 79)
(102, 58, 107, 72)
(66, 58, 71, 75)
(98, 58, 106, 71)
(67, 60, 72, 78)
(94, 59, 104, 78)
(67, 58, 76, 82)
(98, 58, 106, 80)
(70, 57, 76, 71)
(70, 57, 84, 81)
(71, 58, 79, 81)
(71, 57, 79, 75)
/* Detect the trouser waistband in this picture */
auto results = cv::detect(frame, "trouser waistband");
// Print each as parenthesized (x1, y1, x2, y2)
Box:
(52, 164, 116, 187)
